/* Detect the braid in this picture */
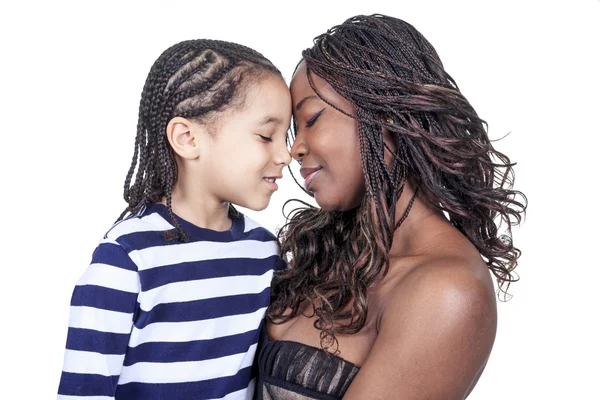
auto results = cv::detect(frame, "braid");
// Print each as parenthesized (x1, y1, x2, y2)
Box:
(117, 39, 281, 241)
(268, 14, 527, 352)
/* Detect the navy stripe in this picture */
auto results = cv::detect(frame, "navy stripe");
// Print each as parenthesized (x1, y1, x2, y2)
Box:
(139, 256, 278, 291)
(141, 203, 250, 242)
(71, 285, 137, 313)
(58, 372, 119, 396)
(115, 366, 253, 399)
(92, 242, 137, 271)
(239, 228, 276, 242)
(66, 327, 130, 355)
(114, 225, 275, 251)
(123, 329, 260, 365)
(134, 288, 270, 328)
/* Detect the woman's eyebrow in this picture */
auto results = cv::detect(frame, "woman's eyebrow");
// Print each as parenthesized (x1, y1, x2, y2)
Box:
(295, 95, 319, 111)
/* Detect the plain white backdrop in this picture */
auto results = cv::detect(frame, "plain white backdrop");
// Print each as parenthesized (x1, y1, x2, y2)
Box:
(0, 0, 598, 398)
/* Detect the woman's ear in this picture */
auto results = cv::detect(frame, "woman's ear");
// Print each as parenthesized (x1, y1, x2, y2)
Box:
(165, 117, 204, 160)
(382, 117, 399, 170)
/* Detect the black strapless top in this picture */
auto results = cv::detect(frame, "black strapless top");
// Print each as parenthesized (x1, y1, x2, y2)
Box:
(254, 324, 360, 400)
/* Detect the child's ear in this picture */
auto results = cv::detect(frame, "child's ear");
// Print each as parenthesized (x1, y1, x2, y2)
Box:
(165, 117, 204, 159)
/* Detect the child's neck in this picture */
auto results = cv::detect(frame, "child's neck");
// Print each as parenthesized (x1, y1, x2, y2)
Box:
(162, 184, 232, 232)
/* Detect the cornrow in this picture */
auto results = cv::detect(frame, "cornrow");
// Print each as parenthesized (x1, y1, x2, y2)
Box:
(268, 14, 527, 352)
(117, 39, 281, 241)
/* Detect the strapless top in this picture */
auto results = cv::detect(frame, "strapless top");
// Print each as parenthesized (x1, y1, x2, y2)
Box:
(254, 324, 360, 400)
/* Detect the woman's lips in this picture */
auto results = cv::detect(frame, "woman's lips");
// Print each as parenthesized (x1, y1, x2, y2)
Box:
(300, 167, 322, 189)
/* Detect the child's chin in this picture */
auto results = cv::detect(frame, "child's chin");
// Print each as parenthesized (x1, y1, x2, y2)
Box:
(244, 200, 269, 212)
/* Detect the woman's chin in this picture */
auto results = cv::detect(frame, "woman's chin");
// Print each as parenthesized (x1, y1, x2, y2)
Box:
(314, 194, 360, 212)
(313, 193, 335, 212)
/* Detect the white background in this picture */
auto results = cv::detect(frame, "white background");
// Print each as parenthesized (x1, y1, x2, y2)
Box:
(0, 0, 598, 398)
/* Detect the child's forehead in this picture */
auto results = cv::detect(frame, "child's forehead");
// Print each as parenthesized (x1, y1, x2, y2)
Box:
(241, 75, 291, 110)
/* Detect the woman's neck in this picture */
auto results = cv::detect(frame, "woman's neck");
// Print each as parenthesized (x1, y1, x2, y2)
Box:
(388, 179, 452, 257)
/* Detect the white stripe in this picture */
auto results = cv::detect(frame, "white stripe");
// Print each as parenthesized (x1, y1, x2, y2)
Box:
(77, 263, 140, 294)
(129, 239, 278, 271)
(69, 306, 134, 334)
(129, 307, 266, 347)
(62, 349, 125, 376)
(106, 212, 173, 240)
(57, 396, 113, 400)
(98, 238, 120, 246)
(138, 270, 273, 311)
(243, 216, 261, 233)
(205, 378, 255, 400)
(119, 343, 257, 384)
(244, 378, 256, 400)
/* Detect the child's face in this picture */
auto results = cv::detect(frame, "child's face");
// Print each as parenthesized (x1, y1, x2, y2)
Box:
(197, 74, 292, 211)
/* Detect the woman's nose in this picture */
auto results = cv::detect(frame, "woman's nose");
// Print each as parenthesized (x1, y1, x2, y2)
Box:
(290, 135, 309, 162)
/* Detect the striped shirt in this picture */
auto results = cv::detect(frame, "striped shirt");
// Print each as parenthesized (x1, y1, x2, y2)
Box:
(57, 203, 281, 400)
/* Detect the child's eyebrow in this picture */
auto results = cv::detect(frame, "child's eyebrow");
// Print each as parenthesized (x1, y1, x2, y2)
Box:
(257, 116, 283, 126)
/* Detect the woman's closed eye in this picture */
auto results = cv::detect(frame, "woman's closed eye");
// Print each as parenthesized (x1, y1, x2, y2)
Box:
(305, 108, 325, 128)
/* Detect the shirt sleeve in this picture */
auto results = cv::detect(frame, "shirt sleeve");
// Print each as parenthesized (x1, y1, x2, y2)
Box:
(274, 255, 288, 271)
(57, 239, 140, 399)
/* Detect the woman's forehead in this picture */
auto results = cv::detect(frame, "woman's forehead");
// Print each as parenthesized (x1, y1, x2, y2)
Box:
(290, 62, 356, 116)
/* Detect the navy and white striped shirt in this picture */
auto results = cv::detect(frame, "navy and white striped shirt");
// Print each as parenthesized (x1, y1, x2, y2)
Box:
(58, 203, 281, 399)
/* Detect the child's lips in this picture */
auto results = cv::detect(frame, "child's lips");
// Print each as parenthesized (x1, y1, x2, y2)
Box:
(263, 176, 282, 191)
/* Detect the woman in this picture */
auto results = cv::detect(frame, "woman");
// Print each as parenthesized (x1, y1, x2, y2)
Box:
(255, 14, 526, 399)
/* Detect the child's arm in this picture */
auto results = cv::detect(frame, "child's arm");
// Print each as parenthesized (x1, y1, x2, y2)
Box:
(57, 239, 140, 399)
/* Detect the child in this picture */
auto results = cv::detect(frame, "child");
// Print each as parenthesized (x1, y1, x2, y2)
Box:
(57, 39, 292, 399)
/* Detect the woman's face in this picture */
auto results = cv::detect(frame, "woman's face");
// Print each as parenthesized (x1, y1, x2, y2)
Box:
(289, 61, 366, 211)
